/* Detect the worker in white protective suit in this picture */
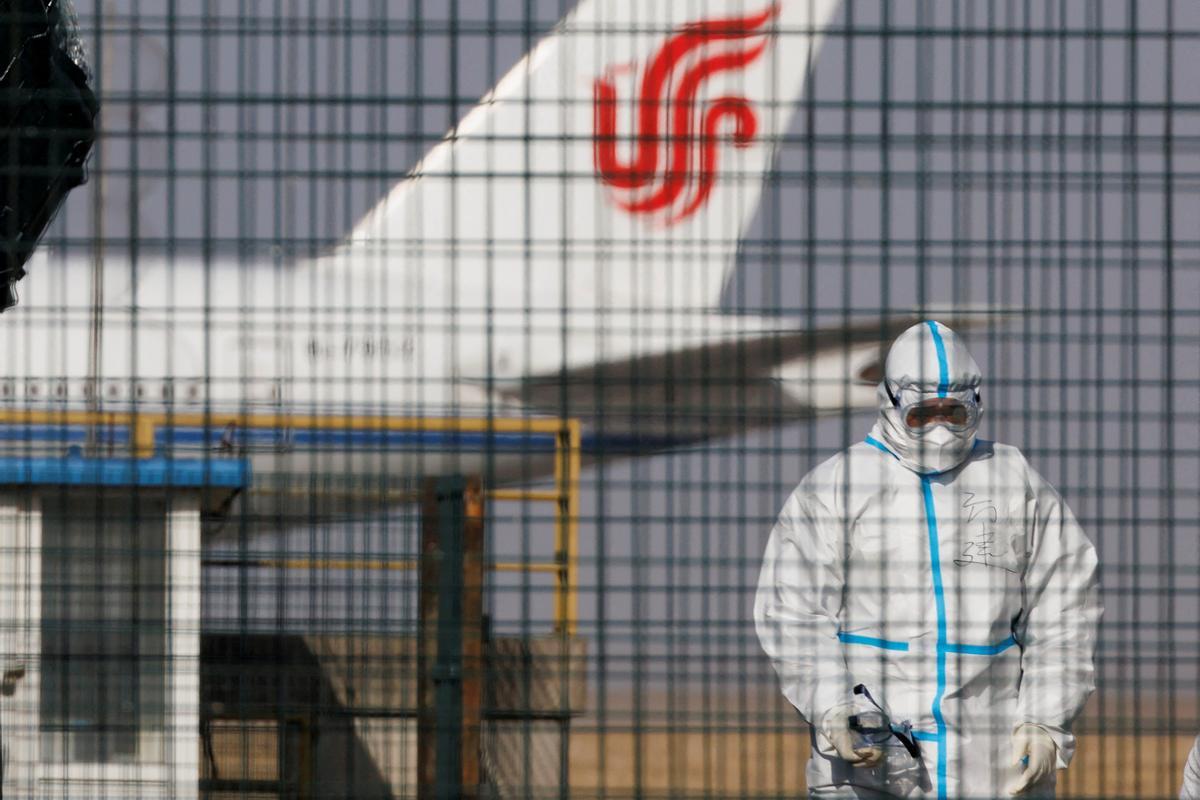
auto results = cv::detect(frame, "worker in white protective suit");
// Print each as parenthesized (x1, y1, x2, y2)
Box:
(755, 320, 1101, 799)
(1183, 733, 1200, 799)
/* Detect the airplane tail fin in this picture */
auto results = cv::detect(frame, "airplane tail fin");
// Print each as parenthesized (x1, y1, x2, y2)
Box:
(341, 0, 842, 312)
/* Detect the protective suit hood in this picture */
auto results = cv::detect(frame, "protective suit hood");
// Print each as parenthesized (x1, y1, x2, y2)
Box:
(871, 320, 982, 475)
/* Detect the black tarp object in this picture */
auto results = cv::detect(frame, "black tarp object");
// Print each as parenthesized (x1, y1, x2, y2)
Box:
(0, 0, 98, 312)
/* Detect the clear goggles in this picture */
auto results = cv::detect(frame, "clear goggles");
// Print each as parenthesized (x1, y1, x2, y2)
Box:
(848, 684, 921, 759)
(887, 383, 981, 432)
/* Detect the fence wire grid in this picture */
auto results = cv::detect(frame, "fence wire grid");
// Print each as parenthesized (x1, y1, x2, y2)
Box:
(0, 1, 1195, 799)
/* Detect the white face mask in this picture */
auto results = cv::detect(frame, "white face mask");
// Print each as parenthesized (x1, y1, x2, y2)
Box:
(912, 422, 977, 472)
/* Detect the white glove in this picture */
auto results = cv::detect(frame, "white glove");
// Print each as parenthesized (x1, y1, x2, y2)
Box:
(819, 704, 884, 769)
(1006, 723, 1057, 795)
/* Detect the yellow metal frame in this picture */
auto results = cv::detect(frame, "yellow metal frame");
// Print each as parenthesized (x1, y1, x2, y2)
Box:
(0, 409, 581, 635)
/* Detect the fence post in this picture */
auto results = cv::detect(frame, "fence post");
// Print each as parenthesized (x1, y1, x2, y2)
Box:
(419, 476, 484, 800)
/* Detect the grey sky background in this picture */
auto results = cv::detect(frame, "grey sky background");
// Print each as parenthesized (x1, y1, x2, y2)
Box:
(51, 0, 1200, 732)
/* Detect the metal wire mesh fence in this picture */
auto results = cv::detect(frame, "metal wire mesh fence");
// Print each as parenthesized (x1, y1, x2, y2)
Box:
(0, 0, 1195, 798)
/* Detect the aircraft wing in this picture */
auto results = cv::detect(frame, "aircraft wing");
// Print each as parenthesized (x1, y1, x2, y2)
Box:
(497, 315, 980, 450)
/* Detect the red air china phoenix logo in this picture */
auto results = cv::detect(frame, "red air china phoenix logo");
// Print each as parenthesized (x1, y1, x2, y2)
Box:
(593, 4, 779, 225)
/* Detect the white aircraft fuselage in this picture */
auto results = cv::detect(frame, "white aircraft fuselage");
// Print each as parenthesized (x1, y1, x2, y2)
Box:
(0, 0, 899, 507)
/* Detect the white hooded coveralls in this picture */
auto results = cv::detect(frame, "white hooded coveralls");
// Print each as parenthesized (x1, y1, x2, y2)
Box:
(755, 321, 1101, 798)
(1183, 734, 1200, 800)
